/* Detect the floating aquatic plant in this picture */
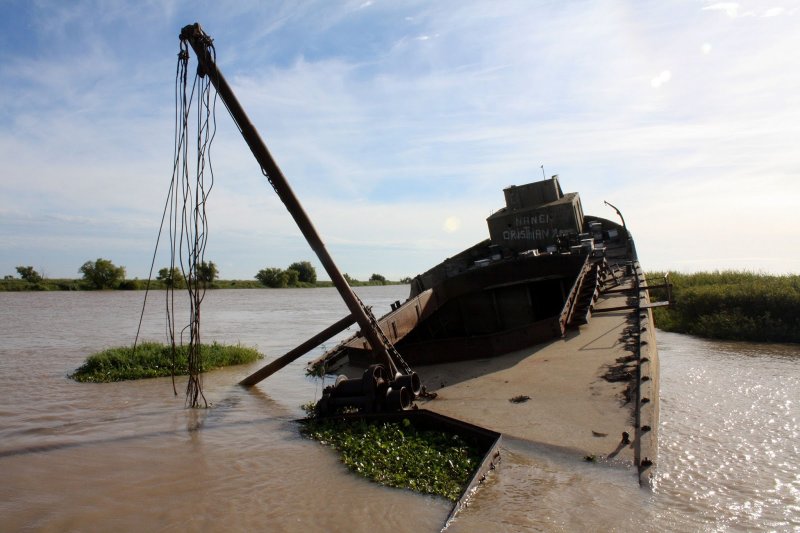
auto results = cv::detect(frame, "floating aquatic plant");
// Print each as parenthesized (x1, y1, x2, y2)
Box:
(301, 417, 483, 501)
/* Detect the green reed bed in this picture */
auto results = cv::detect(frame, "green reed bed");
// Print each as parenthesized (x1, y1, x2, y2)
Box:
(648, 271, 800, 343)
(71, 342, 262, 382)
(301, 417, 482, 501)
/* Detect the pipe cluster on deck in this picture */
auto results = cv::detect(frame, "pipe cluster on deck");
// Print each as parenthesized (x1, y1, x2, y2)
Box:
(315, 364, 421, 416)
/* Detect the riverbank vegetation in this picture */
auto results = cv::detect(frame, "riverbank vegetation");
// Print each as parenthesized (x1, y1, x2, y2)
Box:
(300, 417, 482, 501)
(70, 342, 262, 382)
(648, 271, 800, 343)
(3, 260, 408, 291)
(0, 277, 268, 291)
(255, 261, 316, 288)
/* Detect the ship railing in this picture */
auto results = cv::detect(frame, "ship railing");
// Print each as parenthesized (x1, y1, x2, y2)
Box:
(558, 252, 594, 333)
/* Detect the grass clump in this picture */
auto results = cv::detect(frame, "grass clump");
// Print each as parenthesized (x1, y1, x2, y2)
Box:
(301, 417, 483, 501)
(71, 342, 262, 382)
(648, 270, 800, 343)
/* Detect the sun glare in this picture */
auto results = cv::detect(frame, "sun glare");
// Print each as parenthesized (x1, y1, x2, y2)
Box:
(443, 216, 462, 233)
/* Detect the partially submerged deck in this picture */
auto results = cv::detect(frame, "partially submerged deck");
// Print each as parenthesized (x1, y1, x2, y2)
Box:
(417, 264, 659, 480)
(328, 263, 660, 482)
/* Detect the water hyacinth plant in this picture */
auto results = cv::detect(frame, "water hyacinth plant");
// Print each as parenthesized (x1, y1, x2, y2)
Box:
(301, 417, 483, 501)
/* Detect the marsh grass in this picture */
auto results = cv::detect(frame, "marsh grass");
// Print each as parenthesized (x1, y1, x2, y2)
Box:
(648, 271, 800, 343)
(71, 342, 263, 382)
(301, 417, 483, 501)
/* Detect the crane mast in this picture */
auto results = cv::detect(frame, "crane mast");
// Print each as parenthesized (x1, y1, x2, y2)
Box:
(179, 23, 419, 408)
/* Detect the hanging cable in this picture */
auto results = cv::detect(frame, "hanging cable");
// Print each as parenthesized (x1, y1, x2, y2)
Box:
(133, 44, 193, 397)
(163, 38, 217, 408)
(178, 39, 217, 408)
(134, 34, 218, 408)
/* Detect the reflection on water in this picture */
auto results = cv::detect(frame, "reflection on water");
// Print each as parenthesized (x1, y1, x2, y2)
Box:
(654, 332, 799, 532)
(0, 290, 797, 531)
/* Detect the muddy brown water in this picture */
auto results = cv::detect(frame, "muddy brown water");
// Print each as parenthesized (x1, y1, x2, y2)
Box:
(0, 288, 797, 531)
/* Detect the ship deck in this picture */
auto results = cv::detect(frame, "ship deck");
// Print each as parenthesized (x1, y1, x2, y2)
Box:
(414, 269, 659, 473)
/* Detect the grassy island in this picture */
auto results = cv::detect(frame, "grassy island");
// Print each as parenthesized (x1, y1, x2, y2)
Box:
(301, 417, 482, 501)
(71, 342, 262, 382)
(648, 271, 800, 343)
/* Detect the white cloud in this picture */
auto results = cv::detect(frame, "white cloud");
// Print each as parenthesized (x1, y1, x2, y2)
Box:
(703, 3, 741, 17)
(650, 70, 672, 88)
(1, 0, 799, 278)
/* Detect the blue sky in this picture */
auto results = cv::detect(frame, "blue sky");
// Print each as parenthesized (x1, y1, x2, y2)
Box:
(2, 0, 799, 281)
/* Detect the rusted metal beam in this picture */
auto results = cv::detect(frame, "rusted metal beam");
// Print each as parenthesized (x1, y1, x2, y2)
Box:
(239, 314, 357, 387)
(593, 301, 670, 313)
(601, 283, 672, 294)
(559, 253, 593, 332)
(641, 301, 671, 309)
(180, 23, 398, 375)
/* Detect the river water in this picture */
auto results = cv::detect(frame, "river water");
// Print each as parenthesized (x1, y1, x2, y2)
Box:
(0, 288, 797, 532)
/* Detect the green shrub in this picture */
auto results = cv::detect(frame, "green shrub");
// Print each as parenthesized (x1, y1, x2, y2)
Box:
(285, 268, 300, 287)
(80, 258, 126, 289)
(157, 267, 185, 289)
(118, 279, 140, 290)
(0, 279, 30, 291)
(256, 267, 288, 288)
(369, 273, 387, 284)
(288, 261, 316, 284)
(16, 266, 43, 283)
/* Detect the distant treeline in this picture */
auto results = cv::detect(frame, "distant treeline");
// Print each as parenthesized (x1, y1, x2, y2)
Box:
(0, 277, 408, 292)
(648, 271, 800, 344)
(1, 260, 410, 292)
(0, 277, 263, 291)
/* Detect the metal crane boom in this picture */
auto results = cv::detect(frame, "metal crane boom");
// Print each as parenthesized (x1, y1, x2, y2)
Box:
(179, 23, 400, 380)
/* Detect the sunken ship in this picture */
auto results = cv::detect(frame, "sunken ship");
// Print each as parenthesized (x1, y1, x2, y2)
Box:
(313, 176, 618, 368)
(307, 176, 662, 486)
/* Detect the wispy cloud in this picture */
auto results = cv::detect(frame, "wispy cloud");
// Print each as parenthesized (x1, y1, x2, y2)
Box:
(703, 3, 742, 17)
(1, 0, 799, 279)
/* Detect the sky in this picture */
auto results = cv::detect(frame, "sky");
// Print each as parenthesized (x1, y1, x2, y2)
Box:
(1, 0, 799, 281)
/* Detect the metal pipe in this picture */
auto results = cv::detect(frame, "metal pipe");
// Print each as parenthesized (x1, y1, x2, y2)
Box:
(239, 313, 356, 387)
(180, 23, 398, 374)
(604, 200, 632, 258)
(603, 200, 626, 232)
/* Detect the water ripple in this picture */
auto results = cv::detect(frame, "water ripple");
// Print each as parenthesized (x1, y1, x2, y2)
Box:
(1, 292, 798, 531)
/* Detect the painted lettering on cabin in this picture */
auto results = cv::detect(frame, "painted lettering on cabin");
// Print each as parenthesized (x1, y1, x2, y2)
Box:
(514, 213, 550, 226)
(502, 212, 563, 241)
(502, 227, 562, 241)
